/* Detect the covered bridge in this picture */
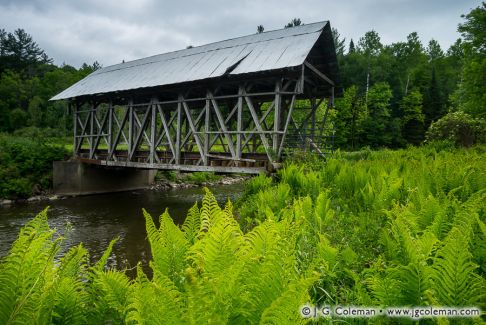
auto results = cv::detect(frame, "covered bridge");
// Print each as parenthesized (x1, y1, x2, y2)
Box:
(52, 21, 339, 174)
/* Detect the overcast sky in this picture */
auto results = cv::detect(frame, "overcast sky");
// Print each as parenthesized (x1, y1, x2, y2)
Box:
(0, 0, 481, 68)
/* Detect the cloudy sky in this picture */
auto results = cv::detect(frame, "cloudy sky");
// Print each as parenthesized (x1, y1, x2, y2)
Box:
(0, 0, 480, 68)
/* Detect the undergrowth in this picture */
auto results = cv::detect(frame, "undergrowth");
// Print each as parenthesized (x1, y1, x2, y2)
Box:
(0, 145, 484, 323)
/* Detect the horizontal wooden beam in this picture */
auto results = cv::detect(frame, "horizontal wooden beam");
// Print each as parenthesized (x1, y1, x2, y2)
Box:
(85, 159, 267, 174)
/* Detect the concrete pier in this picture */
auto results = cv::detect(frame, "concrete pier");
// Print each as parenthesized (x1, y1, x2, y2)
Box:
(53, 160, 156, 196)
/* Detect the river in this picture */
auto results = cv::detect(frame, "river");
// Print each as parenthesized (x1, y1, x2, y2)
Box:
(0, 184, 244, 276)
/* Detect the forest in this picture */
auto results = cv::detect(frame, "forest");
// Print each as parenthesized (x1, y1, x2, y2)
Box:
(0, 2, 485, 324)
(1, 5, 485, 199)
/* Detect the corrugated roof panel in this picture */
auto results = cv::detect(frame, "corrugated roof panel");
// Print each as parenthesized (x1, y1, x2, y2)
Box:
(51, 21, 328, 100)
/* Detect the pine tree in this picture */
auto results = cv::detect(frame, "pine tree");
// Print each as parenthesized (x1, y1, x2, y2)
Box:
(423, 67, 444, 127)
(348, 39, 356, 54)
(400, 89, 425, 145)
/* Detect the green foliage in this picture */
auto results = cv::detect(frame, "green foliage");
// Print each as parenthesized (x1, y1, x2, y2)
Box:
(363, 82, 393, 147)
(0, 134, 68, 198)
(400, 88, 425, 145)
(426, 111, 486, 147)
(0, 146, 484, 322)
(239, 145, 486, 311)
(184, 171, 220, 184)
(0, 189, 321, 324)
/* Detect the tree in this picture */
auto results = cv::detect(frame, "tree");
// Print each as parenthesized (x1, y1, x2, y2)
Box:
(423, 67, 444, 127)
(363, 82, 393, 147)
(348, 39, 356, 54)
(284, 18, 302, 28)
(332, 28, 346, 58)
(357, 31, 383, 104)
(0, 28, 52, 75)
(400, 89, 425, 145)
(357, 30, 382, 57)
(427, 39, 444, 62)
(458, 2, 486, 55)
(454, 2, 486, 118)
(256, 25, 264, 34)
(333, 86, 367, 149)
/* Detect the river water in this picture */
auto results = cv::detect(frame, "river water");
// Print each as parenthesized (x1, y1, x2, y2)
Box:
(0, 184, 244, 275)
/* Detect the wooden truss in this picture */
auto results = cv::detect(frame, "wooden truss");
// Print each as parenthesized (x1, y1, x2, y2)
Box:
(71, 63, 335, 174)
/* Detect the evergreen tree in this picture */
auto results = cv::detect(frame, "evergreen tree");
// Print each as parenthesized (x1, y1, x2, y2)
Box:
(256, 25, 264, 34)
(427, 39, 444, 61)
(423, 67, 444, 127)
(400, 89, 425, 145)
(332, 28, 346, 58)
(284, 18, 302, 28)
(348, 39, 356, 54)
(0, 28, 52, 75)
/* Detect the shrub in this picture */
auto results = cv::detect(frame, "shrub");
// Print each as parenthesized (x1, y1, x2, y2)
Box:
(0, 134, 68, 198)
(184, 171, 220, 184)
(425, 111, 486, 147)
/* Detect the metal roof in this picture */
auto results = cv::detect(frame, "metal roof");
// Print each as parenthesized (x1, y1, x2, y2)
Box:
(52, 21, 329, 100)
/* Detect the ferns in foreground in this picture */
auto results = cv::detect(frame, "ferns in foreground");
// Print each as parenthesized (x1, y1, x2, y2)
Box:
(0, 145, 484, 323)
(0, 189, 320, 324)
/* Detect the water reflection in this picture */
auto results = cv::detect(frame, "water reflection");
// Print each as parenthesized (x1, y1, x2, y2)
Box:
(0, 184, 244, 276)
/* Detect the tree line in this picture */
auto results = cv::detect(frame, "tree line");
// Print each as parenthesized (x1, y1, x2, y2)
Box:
(0, 29, 99, 135)
(0, 3, 484, 148)
(274, 6, 485, 149)
(331, 3, 485, 149)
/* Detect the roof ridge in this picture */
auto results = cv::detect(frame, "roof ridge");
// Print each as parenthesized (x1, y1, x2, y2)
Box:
(92, 21, 328, 76)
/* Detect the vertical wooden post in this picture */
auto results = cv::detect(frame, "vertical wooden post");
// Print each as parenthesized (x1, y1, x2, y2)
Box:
(150, 98, 156, 164)
(108, 100, 113, 160)
(273, 80, 281, 155)
(204, 91, 210, 165)
(128, 99, 133, 159)
(89, 101, 94, 158)
(72, 101, 77, 157)
(176, 95, 182, 165)
(311, 97, 316, 147)
(236, 86, 243, 160)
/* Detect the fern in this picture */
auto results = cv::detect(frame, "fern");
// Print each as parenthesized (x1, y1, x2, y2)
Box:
(0, 208, 62, 325)
(260, 275, 318, 324)
(149, 209, 189, 287)
(90, 270, 131, 323)
(182, 202, 200, 244)
(127, 265, 184, 324)
(432, 227, 485, 306)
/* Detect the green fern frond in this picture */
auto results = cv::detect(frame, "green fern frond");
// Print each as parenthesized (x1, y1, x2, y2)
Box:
(50, 277, 88, 325)
(432, 227, 484, 306)
(394, 262, 433, 306)
(0, 208, 63, 325)
(93, 237, 119, 273)
(367, 272, 402, 306)
(91, 269, 132, 323)
(259, 275, 318, 324)
(199, 187, 224, 236)
(144, 209, 188, 287)
(59, 244, 88, 279)
(182, 202, 200, 244)
(127, 266, 184, 324)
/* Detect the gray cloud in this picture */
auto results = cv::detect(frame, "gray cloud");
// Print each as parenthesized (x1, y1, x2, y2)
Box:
(0, 0, 480, 67)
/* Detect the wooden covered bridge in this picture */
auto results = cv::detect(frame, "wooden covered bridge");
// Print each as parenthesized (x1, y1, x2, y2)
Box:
(52, 21, 339, 174)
